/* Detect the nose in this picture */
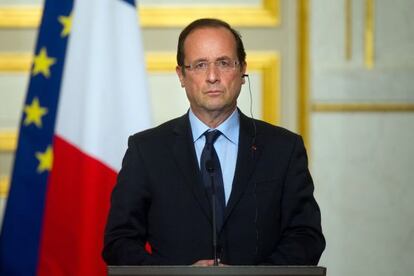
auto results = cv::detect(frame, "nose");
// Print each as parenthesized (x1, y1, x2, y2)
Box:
(206, 63, 220, 83)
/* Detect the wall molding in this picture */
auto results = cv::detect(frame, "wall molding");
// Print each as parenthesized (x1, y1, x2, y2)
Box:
(312, 103, 414, 112)
(0, 0, 280, 28)
(0, 53, 32, 72)
(364, 0, 375, 69)
(0, 176, 9, 198)
(248, 52, 280, 124)
(0, 131, 17, 151)
(0, 5, 40, 28)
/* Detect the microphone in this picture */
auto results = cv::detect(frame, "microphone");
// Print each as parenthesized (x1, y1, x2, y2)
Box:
(205, 160, 219, 266)
(242, 74, 249, 78)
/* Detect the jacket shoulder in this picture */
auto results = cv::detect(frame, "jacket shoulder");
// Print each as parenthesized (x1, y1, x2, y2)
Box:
(253, 118, 301, 142)
(128, 115, 186, 144)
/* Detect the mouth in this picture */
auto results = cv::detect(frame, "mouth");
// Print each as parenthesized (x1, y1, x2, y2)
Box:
(205, 90, 223, 95)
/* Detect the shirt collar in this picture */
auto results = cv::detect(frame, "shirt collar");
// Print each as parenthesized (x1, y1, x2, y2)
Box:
(189, 108, 239, 145)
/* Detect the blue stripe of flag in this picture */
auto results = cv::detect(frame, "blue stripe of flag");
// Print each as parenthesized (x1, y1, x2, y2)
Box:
(121, 0, 137, 7)
(0, 0, 73, 275)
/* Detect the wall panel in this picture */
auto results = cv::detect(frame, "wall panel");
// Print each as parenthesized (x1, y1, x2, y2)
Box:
(312, 112, 414, 276)
(310, 1, 414, 275)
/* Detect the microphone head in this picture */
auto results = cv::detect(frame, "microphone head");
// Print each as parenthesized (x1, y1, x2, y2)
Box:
(205, 160, 215, 173)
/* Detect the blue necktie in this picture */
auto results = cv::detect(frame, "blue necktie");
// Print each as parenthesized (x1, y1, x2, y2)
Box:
(200, 130, 225, 231)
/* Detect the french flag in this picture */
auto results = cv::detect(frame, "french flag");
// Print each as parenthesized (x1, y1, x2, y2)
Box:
(0, 0, 151, 275)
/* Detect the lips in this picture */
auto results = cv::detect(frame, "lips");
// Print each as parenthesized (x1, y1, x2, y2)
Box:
(205, 89, 223, 95)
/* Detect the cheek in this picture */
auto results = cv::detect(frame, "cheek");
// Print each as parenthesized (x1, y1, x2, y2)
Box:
(227, 79, 243, 94)
(186, 84, 202, 97)
(184, 83, 203, 102)
(184, 77, 203, 90)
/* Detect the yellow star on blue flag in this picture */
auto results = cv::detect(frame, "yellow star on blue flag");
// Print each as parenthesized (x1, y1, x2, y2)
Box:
(23, 97, 48, 128)
(58, 14, 72, 37)
(32, 47, 56, 78)
(35, 145, 53, 173)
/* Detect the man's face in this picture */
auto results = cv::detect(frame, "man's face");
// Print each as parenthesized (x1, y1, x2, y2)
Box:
(176, 27, 246, 117)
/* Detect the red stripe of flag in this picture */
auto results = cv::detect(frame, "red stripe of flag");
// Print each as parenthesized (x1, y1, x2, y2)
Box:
(37, 136, 116, 275)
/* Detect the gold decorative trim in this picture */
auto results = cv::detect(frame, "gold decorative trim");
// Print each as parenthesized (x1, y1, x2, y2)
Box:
(0, 1, 280, 28)
(345, 0, 352, 60)
(145, 52, 176, 72)
(141, 0, 280, 27)
(0, 53, 32, 72)
(297, 0, 310, 149)
(364, 0, 375, 69)
(0, 6, 41, 28)
(0, 131, 17, 151)
(0, 175, 10, 198)
(312, 103, 414, 112)
(249, 53, 280, 125)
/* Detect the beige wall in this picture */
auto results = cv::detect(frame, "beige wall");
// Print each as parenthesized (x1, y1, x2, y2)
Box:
(310, 0, 414, 275)
(1, 0, 414, 275)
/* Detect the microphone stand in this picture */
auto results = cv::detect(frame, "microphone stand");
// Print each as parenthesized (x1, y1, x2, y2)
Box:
(205, 160, 219, 266)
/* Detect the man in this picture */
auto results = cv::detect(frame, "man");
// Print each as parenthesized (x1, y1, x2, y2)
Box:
(103, 18, 325, 266)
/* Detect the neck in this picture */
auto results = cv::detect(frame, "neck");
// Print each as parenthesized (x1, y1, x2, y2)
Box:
(191, 106, 237, 129)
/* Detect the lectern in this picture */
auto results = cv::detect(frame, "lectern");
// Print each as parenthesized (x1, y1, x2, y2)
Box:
(108, 266, 326, 276)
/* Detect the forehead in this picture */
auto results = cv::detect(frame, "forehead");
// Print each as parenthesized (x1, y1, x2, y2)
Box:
(183, 27, 237, 61)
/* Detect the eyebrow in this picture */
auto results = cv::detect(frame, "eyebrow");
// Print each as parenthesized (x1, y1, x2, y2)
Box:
(191, 56, 232, 63)
(192, 58, 209, 63)
(215, 56, 232, 61)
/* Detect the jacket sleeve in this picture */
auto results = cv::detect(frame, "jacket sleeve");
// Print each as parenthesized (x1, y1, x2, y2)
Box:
(263, 135, 326, 265)
(102, 136, 160, 265)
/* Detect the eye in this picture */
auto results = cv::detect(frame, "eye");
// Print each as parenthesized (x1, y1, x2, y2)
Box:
(217, 59, 231, 68)
(194, 61, 208, 70)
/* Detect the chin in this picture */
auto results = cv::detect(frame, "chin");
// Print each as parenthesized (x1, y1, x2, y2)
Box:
(205, 103, 235, 113)
(202, 101, 221, 109)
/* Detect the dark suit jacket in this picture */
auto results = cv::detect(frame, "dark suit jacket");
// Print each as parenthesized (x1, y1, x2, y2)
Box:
(103, 111, 325, 265)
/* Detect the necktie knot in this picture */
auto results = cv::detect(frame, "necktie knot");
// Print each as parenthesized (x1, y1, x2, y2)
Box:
(204, 130, 221, 146)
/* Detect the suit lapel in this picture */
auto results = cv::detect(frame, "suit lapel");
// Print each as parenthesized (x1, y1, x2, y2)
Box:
(224, 112, 262, 223)
(171, 114, 212, 221)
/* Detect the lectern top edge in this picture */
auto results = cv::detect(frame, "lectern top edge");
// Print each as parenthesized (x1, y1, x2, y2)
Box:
(107, 265, 327, 276)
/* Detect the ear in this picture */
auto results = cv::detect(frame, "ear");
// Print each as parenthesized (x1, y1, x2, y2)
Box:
(241, 62, 247, 84)
(176, 66, 185, 87)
